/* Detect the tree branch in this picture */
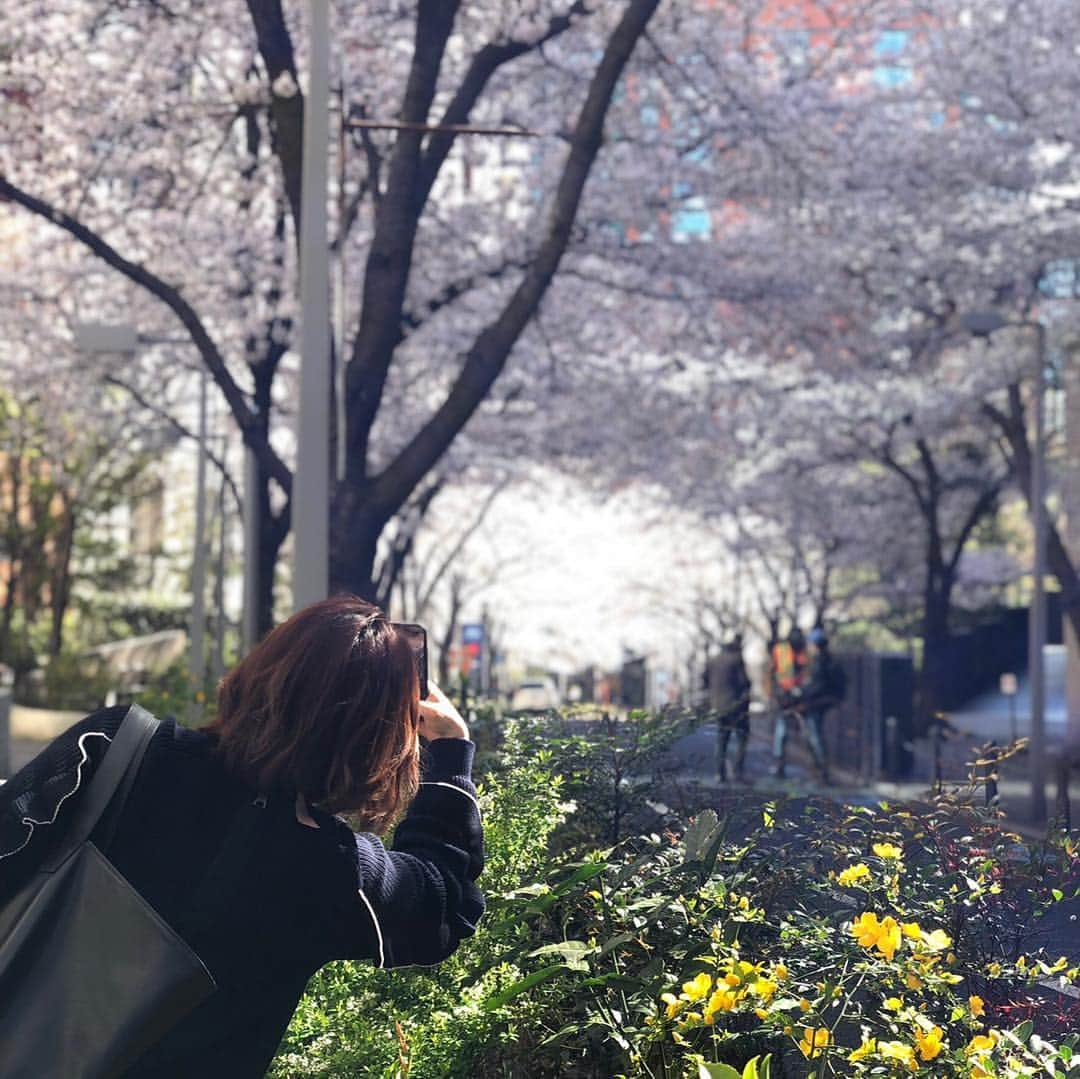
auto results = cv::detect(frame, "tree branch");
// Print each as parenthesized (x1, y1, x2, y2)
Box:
(345, 1, 463, 479)
(0, 175, 293, 498)
(243, 0, 304, 234)
(415, 1, 592, 204)
(102, 374, 244, 514)
(369, 0, 661, 518)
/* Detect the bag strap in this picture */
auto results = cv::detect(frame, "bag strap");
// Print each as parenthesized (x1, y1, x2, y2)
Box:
(42, 703, 159, 873)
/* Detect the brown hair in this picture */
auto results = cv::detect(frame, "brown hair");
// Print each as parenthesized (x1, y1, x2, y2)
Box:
(205, 595, 420, 833)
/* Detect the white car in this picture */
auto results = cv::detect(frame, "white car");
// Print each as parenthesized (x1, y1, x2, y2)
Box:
(509, 680, 561, 714)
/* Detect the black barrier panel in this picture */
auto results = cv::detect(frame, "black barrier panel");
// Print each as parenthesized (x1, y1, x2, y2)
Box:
(935, 602, 1061, 711)
(619, 657, 647, 710)
(823, 652, 915, 781)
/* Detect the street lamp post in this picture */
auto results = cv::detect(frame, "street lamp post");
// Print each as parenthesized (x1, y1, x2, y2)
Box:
(962, 311, 1048, 820)
(293, 0, 332, 610)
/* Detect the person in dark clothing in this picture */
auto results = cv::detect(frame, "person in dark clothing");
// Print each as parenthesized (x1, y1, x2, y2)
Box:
(797, 626, 846, 784)
(0, 596, 484, 1078)
(710, 635, 752, 781)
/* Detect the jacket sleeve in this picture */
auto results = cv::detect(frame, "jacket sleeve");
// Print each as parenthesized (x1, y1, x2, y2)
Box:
(346, 738, 485, 969)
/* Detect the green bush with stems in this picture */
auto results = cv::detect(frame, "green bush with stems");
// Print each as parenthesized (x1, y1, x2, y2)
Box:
(272, 724, 571, 1078)
(273, 713, 1080, 1078)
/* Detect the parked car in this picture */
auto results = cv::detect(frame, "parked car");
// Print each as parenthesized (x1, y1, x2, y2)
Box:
(508, 679, 561, 715)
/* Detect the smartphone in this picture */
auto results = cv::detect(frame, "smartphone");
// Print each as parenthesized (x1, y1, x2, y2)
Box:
(394, 623, 429, 700)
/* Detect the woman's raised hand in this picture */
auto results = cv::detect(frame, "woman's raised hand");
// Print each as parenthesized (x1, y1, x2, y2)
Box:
(418, 681, 470, 742)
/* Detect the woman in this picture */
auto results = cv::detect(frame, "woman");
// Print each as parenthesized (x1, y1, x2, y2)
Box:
(0, 596, 484, 1077)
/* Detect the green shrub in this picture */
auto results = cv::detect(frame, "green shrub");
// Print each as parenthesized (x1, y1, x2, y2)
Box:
(271, 729, 570, 1079)
(274, 713, 1080, 1078)
(32, 650, 112, 711)
(471, 797, 1080, 1077)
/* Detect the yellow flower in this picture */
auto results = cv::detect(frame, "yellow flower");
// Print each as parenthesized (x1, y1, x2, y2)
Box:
(849, 1038, 877, 1062)
(986, 961, 1002, 977)
(901, 921, 922, 940)
(754, 1007, 768, 1019)
(883, 996, 903, 1012)
(872, 841, 903, 860)
(967, 1032, 999, 1055)
(914, 1025, 944, 1062)
(879, 1040, 916, 1068)
(799, 998, 812, 1012)
(1016, 955, 1027, 971)
(852, 912, 883, 948)
(752, 978, 778, 1002)
(921, 928, 952, 953)
(724, 973, 741, 987)
(851, 911, 903, 960)
(682, 973, 712, 1001)
(661, 992, 685, 1020)
(798, 1027, 831, 1060)
(969, 995, 985, 1017)
(703, 988, 738, 1023)
(838, 863, 871, 885)
(774, 962, 789, 981)
(876, 916, 902, 961)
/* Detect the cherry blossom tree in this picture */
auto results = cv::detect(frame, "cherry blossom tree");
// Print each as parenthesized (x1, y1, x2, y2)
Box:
(1, 0, 662, 636)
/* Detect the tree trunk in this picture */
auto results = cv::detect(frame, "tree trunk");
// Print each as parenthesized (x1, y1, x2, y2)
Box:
(437, 574, 464, 686)
(47, 500, 76, 657)
(985, 389, 1080, 644)
(328, 486, 382, 602)
(917, 573, 953, 730)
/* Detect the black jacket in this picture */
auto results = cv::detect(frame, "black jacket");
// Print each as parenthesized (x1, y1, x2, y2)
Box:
(0, 707, 485, 1077)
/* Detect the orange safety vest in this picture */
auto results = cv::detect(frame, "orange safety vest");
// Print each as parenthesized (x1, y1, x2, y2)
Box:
(771, 641, 808, 692)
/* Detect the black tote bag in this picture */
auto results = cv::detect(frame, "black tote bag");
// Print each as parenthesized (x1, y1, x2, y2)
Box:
(0, 704, 216, 1079)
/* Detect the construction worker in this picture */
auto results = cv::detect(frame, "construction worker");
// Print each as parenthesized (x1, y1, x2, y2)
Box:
(770, 625, 808, 779)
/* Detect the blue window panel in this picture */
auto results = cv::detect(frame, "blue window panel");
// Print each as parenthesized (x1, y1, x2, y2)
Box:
(671, 199, 711, 243)
(873, 65, 912, 88)
(1039, 259, 1080, 298)
(874, 29, 909, 56)
(683, 143, 711, 165)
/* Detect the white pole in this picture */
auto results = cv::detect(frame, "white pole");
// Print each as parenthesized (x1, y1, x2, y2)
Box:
(242, 444, 260, 652)
(334, 68, 348, 484)
(189, 371, 208, 705)
(210, 436, 228, 688)
(1029, 323, 1048, 820)
(293, 0, 332, 610)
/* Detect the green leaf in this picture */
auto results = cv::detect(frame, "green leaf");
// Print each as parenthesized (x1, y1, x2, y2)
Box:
(1013, 1019, 1033, 1043)
(698, 1063, 741, 1079)
(1053, 888, 1064, 901)
(528, 940, 595, 971)
(597, 931, 636, 958)
(747, 1056, 771, 1079)
(684, 809, 721, 862)
(483, 964, 566, 1010)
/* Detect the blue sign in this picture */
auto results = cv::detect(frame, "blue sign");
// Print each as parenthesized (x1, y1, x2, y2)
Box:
(462, 623, 485, 645)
